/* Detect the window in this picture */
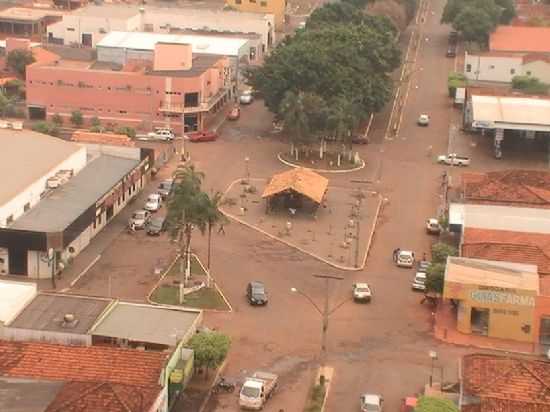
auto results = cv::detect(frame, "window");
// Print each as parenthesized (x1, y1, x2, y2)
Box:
(6, 215, 13, 225)
(260, 1, 267, 5)
(119, 110, 127, 114)
(527, 71, 532, 76)
(510, 68, 515, 75)
(184, 92, 199, 107)
(466, 64, 472, 73)
(67, 27, 75, 32)
(68, 246, 75, 254)
(24, 202, 30, 212)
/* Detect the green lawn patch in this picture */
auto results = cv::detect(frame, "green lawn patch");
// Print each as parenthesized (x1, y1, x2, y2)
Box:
(304, 383, 326, 412)
(167, 255, 207, 277)
(150, 284, 230, 311)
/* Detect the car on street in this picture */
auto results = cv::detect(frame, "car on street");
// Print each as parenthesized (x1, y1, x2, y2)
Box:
(417, 114, 430, 126)
(352, 283, 372, 303)
(247, 281, 268, 305)
(437, 153, 470, 166)
(227, 106, 240, 120)
(352, 135, 369, 145)
(417, 260, 430, 273)
(239, 89, 254, 105)
(144, 193, 162, 212)
(411, 272, 427, 291)
(396, 250, 415, 268)
(446, 46, 456, 57)
(187, 131, 219, 143)
(147, 128, 175, 141)
(128, 209, 151, 230)
(146, 216, 166, 236)
(157, 179, 173, 200)
(360, 393, 383, 412)
(425, 218, 441, 234)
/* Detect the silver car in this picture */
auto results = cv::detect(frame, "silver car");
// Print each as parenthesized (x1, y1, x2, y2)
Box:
(239, 90, 254, 105)
(129, 209, 151, 230)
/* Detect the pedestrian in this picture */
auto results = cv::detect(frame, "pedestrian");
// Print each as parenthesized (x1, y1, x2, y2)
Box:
(426, 145, 433, 157)
(423, 252, 427, 261)
(217, 224, 225, 235)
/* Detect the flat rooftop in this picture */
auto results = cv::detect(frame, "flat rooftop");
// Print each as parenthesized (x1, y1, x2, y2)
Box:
(0, 377, 64, 412)
(449, 203, 550, 234)
(445, 257, 539, 292)
(471, 94, 550, 131)
(90, 302, 200, 346)
(0, 129, 83, 209)
(10, 154, 140, 233)
(8, 293, 113, 334)
(97, 31, 249, 57)
(70, 4, 140, 19)
(0, 280, 36, 324)
(0, 7, 63, 21)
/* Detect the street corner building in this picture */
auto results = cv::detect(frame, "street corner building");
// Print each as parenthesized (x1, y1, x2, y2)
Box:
(26, 35, 233, 134)
(0, 128, 151, 279)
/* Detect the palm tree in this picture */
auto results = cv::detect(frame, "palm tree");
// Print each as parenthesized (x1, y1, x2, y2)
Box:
(166, 165, 208, 303)
(203, 191, 227, 286)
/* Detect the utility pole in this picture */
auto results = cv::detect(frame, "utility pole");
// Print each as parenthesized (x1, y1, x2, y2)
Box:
(354, 218, 361, 268)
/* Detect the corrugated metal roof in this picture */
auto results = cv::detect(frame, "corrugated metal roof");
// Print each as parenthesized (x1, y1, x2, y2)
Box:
(471, 94, 550, 128)
(97, 31, 249, 57)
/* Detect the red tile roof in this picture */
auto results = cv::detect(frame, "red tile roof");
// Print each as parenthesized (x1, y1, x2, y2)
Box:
(490, 26, 550, 53)
(462, 170, 550, 209)
(0, 340, 168, 412)
(462, 353, 550, 412)
(462, 228, 550, 275)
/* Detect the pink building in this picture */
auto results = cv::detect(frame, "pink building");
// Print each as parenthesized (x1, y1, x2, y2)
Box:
(26, 42, 231, 133)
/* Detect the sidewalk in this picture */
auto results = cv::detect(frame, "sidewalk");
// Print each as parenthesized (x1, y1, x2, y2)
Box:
(434, 301, 535, 354)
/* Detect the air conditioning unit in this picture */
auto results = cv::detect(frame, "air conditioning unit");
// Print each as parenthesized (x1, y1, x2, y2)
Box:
(47, 177, 61, 189)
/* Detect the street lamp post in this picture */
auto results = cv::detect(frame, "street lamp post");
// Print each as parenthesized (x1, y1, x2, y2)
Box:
(244, 156, 250, 184)
(291, 274, 346, 385)
(429, 350, 438, 387)
(40, 248, 56, 289)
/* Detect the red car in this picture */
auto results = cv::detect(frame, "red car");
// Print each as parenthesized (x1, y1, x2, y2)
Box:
(227, 106, 240, 121)
(187, 131, 219, 143)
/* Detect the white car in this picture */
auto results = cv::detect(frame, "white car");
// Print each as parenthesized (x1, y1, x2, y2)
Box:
(239, 89, 254, 105)
(144, 193, 162, 212)
(360, 393, 383, 412)
(147, 128, 175, 141)
(412, 272, 427, 291)
(417, 114, 430, 126)
(397, 250, 415, 268)
(352, 283, 372, 303)
(128, 209, 151, 230)
(426, 218, 441, 234)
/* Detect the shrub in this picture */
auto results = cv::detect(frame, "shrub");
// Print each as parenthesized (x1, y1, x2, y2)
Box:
(511, 75, 550, 94)
(32, 121, 59, 137)
(116, 126, 136, 138)
(70, 110, 83, 127)
(90, 116, 101, 127)
(432, 242, 458, 264)
(51, 113, 63, 126)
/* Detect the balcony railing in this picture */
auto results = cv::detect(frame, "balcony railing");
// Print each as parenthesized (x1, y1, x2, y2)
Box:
(159, 89, 228, 114)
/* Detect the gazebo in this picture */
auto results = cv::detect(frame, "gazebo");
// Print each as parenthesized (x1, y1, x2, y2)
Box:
(262, 167, 328, 214)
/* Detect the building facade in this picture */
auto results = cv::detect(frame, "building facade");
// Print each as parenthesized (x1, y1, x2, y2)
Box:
(225, 0, 286, 30)
(464, 52, 550, 83)
(26, 43, 231, 133)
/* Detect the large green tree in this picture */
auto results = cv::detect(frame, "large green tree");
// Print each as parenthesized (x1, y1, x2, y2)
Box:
(6, 49, 35, 79)
(186, 331, 231, 378)
(453, 6, 496, 44)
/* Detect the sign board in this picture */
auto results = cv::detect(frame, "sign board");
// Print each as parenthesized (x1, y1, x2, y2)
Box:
(470, 290, 535, 307)
(170, 369, 183, 383)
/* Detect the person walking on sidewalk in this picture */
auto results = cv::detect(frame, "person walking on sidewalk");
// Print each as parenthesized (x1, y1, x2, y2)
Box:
(217, 224, 225, 235)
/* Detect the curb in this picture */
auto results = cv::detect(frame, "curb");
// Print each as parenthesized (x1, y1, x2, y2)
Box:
(147, 253, 233, 313)
(69, 254, 101, 288)
(220, 178, 383, 271)
(197, 358, 229, 412)
(277, 153, 366, 174)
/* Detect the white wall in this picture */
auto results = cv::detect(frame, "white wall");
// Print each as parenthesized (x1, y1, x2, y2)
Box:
(0, 280, 37, 325)
(522, 60, 550, 83)
(464, 53, 523, 82)
(0, 146, 87, 228)
(2, 327, 91, 346)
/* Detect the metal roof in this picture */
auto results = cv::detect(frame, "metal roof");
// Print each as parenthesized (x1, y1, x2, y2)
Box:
(0, 377, 64, 412)
(8, 293, 113, 334)
(10, 155, 140, 233)
(471, 94, 550, 131)
(449, 203, 550, 234)
(97, 31, 249, 57)
(90, 302, 200, 346)
(0, 280, 36, 324)
(445, 257, 539, 292)
(0, 129, 84, 209)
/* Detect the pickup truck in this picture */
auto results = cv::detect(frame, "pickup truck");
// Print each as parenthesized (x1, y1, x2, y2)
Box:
(239, 371, 278, 410)
(437, 153, 470, 166)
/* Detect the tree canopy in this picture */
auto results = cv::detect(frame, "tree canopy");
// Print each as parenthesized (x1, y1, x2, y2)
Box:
(425, 262, 446, 294)
(186, 331, 231, 375)
(6, 49, 35, 79)
(431, 242, 458, 264)
(512, 75, 550, 94)
(415, 396, 459, 412)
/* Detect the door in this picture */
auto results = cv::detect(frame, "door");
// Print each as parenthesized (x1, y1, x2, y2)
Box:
(81, 33, 92, 47)
(471, 307, 489, 335)
(8, 247, 27, 275)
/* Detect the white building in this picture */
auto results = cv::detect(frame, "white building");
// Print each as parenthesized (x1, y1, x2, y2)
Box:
(46, 4, 274, 58)
(464, 51, 550, 83)
(0, 280, 36, 325)
(0, 129, 149, 278)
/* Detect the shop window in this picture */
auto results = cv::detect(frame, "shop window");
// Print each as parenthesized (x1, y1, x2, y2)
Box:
(184, 92, 199, 107)
(471, 307, 489, 336)
(466, 64, 471, 73)
(540, 318, 550, 345)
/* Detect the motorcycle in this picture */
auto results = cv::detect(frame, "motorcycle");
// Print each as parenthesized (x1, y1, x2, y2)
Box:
(212, 377, 236, 394)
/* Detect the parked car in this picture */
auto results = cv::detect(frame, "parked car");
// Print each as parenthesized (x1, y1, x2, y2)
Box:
(157, 179, 173, 200)
(352, 283, 372, 303)
(448, 31, 458, 45)
(425, 218, 441, 234)
(417, 114, 430, 126)
(437, 153, 470, 166)
(411, 272, 427, 291)
(227, 106, 241, 120)
(396, 250, 415, 268)
(247, 281, 268, 305)
(128, 209, 151, 230)
(144, 193, 162, 212)
(446, 46, 456, 57)
(187, 131, 219, 143)
(239, 89, 254, 105)
(360, 393, 383, 412)
(352, 135, 369, 145)
(146, 216, 166, 236)
(147, 128, 175, 141)
(417, 260, 430, 273)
